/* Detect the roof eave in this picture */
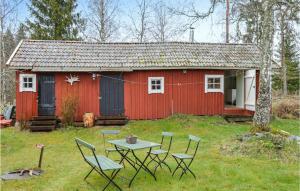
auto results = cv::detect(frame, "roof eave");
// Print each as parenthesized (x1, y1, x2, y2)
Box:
(10, 66, 260, 72)
(5, 40, 24, 66)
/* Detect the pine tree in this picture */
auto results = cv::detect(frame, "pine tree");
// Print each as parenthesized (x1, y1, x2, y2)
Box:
(2, 28, 16, 105)
(15, 24, 27, 44)
(3, 29, 16, 62)
(273, 33, 300, 94)
(26, 0, 85, 40)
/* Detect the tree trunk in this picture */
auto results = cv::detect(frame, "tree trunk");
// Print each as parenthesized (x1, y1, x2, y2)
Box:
(100, 0, 106, 42)
(280, 12, 287, 96)
(226, 0, 229, 43)
(253, 1, 274, 131)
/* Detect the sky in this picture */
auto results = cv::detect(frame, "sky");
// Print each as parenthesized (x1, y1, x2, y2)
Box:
(11, 0, 299, 45)
(13, 0, 227, 43)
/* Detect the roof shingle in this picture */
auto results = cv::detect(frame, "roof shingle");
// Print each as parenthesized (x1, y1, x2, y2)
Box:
(7, 40, 263, 71)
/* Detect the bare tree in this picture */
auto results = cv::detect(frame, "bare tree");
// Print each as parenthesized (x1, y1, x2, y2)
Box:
(149, 0, 183, 42)
(0, 0, 21, 112)
(252, 1, 275, 130)
(169, 0, 223, 30)
(128, 0, 150, 42)
(87, 0, 119, 42)
(253, 0, 299, 130)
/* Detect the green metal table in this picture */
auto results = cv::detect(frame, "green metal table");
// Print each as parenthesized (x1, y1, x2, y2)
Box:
(108, 139, 160, 187)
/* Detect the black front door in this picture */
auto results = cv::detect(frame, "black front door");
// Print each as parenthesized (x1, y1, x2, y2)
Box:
(38, 74, 55, 116)
(100, 73, 124, 116)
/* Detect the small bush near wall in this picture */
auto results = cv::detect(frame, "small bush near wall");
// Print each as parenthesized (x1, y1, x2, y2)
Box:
(61, 95, 78, 127)
(272, 97, 300, 119)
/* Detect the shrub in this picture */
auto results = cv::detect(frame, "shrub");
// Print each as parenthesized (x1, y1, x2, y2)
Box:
(272, 98, 300, 119)
(61, 95, 78, 126)
(17, 114, 29, 131)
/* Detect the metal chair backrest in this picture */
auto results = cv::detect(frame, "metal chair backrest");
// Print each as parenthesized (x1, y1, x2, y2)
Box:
(185, 135, 201, 157)
(100, 130, 120, 147)
(75, 138, 101, 170)
(160, 132, 173, 152)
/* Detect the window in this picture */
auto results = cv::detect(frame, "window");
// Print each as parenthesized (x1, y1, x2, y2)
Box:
(205, 75, 224, 93)
(20, 74, 36, 92)
(148, 77, 164, 94)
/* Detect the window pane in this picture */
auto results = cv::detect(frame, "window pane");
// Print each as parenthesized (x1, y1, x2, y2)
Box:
(208, 78, 214, 83)
(152, 85, 156, 90)
(214, 78, 220, 83)
(214, 84, 220, 89)
(23, 83, 28, 88)
(208, 84, 214, 89)
(156, 80, 161, 85)
(151, 80, 155, 85)
(23, 78, 28, 82)
(156, 85, 161, 90)
(28, 78, 33, 83)
(28, 83, 33, 88)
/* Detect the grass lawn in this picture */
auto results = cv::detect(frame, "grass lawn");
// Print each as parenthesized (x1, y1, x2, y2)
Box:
(1, 116, 299, 191)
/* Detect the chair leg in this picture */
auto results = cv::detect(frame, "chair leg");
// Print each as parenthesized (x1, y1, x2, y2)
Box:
(102, 169, 122, 191)
(161, 161, 172, 173)
(84, 166, 95, 180)
(172, 157, 184, 177)
(146, 154, 156, 167)
(182, 160, 196, 179)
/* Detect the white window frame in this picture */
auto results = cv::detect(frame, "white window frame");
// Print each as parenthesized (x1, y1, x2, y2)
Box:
(148, 77, 164, 94)
(205, 74, 224, 93)
(19, 74, 36, 92)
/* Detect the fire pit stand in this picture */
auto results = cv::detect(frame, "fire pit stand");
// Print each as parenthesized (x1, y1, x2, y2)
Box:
(1, 144, 45, 180)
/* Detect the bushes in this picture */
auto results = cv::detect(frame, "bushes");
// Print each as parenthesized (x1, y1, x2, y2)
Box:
(272, 97, 300, 119)
(61, 95, 78, 126)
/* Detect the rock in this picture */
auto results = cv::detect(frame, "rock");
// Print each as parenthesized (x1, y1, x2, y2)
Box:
(288, 135, 300, 142)
(255, 132, 265, 138)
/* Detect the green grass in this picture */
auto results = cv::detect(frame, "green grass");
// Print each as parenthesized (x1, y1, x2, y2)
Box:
(1, 116, 299, 191)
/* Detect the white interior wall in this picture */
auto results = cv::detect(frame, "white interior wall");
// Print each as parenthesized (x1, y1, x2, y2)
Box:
(236, 71, 244, 108)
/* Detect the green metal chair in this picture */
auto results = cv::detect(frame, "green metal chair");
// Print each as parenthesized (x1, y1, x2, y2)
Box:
(75, 138, 123, 191)
(171, 135, 201, 179)
(146, 132, 173, 174)
(100, 130, 121, 156)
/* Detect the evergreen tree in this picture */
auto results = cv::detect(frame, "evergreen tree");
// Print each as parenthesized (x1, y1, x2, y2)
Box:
(3, 29, 16, 62)
(2, 28, 16, 104)
(273, 33, 300, 94)
(26, 0, 85, 40)
(15, 24, 27, 44)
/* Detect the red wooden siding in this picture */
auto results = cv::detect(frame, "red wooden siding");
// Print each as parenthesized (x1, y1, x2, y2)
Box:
(15, 69, 259, 121)
(16, 71, 38, 120)
(55, 73, 100, 121)
(124, 70, 224, 120)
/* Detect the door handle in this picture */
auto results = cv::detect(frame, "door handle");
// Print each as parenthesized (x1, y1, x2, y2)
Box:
(99, 97, 102, 100)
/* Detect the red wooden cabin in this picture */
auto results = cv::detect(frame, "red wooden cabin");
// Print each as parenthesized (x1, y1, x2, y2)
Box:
(7, 40, 264, 126)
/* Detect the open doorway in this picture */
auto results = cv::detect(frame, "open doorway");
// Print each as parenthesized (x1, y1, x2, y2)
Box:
(224, 70, 244, 108)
